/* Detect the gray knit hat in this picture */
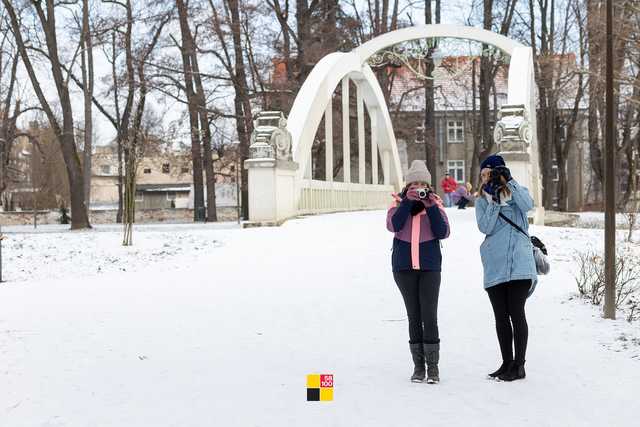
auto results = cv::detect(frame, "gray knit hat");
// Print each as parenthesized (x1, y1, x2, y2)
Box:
(405, 160, 432, 185)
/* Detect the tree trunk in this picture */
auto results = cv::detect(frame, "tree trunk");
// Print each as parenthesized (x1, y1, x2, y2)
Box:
(227, 0, 254, 220)
(423, 0, 438, 181)
(81, 0, 94, 211)
(2, 0, 90, 229)
(191, 50, 218, 222)
(176, 0, 206, 222)
(470, 58, 481, 190)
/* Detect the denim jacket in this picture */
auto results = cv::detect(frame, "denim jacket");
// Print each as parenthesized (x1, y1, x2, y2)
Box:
(475, 180, 538, 296)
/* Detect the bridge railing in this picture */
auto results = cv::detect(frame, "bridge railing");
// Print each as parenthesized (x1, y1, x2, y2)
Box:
(297, 180, 394, 215)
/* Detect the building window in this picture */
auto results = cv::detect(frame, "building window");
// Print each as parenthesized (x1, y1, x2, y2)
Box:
(437, 119, 445, 163)
(180, 167, 189, 174)
(135, 191, 144, 202)
(447, 160, 465, 183)
(143, 168, 151, 174)
(552, 164, 559, 182)
(559, 125, 568, 142)
(162, 163, 170, 174)
(101, 165, 111, 174)
(447, 120, 464, 143)
(415, 125, 425, 144)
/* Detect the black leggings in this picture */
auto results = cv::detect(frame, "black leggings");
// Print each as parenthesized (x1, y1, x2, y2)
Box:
(393, 270, 441, 344)
(486, 280, 530, 363)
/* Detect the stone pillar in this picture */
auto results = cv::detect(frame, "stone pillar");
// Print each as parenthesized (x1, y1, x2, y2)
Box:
(244, 158, 299, 226)
(494, 103, 544, 224)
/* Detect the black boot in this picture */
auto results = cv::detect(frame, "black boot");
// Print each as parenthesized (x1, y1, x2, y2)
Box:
(487, 360, 512, 379)
(423, 343, 440, 384)
(498, 360, 526, 382)
(409, 343, 425, 382)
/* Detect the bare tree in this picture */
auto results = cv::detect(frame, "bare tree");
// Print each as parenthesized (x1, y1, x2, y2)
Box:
(423, 0, 440, 184)
(175, 0, 217, 222)
(206, 0, 254, 220)
(2, 0, 91, 229)
(0, 10, 21, 198)
(81, 0, 95, 208)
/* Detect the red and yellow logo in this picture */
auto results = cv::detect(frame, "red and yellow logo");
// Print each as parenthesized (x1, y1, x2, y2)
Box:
(306, 374, 333, 401)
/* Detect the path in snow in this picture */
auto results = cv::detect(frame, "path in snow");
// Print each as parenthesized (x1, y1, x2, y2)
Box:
(0, 209, 638, 427)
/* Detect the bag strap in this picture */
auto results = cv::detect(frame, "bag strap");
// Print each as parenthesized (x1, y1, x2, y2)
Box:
(498, 212, 529, 238)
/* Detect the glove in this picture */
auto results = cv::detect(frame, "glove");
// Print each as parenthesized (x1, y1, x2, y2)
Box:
(494, 166, 512, 182)
(410, 200, 425, 215)
(483, 182, 496, 196)
(406, 189, 421, 201)
(422, 192, 438, 208)
(483, 182, 501, 204)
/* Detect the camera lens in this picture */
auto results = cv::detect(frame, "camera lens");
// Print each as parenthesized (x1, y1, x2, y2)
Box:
(417, 188, 427, 199)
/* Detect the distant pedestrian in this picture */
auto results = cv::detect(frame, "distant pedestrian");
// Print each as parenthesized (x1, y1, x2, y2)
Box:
(451, 182, 474, 209)
(440, 173, 458, 208)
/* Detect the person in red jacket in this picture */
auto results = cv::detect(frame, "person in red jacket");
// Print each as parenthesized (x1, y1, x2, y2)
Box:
(440, 173, 458, 207)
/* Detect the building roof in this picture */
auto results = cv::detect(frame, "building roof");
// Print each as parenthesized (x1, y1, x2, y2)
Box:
(386, 54, 586, 112)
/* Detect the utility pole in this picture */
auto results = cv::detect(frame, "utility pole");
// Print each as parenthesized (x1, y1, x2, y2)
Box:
(603, 0, 616, 319)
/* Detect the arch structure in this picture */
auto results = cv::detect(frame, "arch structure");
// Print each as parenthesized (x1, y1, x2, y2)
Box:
(244, 24, 543, 225)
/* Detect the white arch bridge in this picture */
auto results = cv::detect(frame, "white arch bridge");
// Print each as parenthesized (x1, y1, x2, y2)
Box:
(244, 25, 544, 226)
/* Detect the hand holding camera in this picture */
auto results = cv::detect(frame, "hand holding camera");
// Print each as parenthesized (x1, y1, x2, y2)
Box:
(406, 188, 434, 201)
(491, 166, 512, 183)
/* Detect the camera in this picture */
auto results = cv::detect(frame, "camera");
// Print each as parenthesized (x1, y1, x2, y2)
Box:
(489, 169, 503, 186)
(417, 188, 431, 199)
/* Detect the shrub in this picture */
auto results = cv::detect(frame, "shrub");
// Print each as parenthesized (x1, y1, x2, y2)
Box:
(574, 245, 640, 319)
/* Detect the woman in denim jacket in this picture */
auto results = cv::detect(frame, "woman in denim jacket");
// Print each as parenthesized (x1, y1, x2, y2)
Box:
(475, 155, 537, 382)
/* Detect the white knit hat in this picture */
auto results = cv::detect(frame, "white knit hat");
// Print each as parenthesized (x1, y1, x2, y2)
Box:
(405, 160, 432, 185)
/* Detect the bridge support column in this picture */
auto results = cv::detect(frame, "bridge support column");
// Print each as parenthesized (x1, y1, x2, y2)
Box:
(341, 77, 351, 183)
(357, 85, 365, 184)
(325, 102, 333, 182)
(382, 150, 390, 185)
(371, 108, 378, 184)
(244, 158, 299, 226)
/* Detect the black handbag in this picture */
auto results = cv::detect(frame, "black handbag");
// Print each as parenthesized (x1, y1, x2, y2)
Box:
(499, 212, 550, 275)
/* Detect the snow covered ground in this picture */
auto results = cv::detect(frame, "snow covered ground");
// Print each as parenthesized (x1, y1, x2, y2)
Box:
(0, 222, 238, 283)
(0, 209, 639, 427)
(576, 211, 636, 229)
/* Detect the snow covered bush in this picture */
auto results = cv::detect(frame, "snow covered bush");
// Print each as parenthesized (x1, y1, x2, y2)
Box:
(623, 211, 638, 242)
(574, 245, 640, 320)
(575, 251, 605, 305)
